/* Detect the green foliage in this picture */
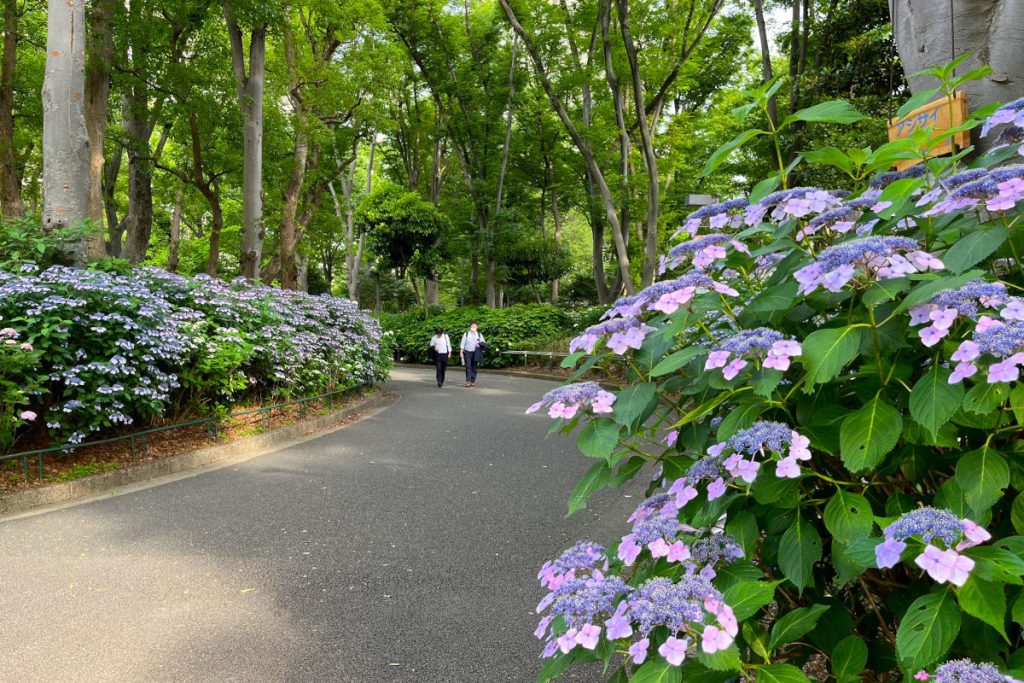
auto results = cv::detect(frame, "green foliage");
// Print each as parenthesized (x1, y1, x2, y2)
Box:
(356, 182, 450, 279)
(0, 216, 89, 270)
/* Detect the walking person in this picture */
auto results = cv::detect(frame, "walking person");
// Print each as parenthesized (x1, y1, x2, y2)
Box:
(429, 326, 452, 388)
(459, 321, 486, 387)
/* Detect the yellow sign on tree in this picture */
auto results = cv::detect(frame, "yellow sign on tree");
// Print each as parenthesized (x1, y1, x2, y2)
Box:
(887, 91, 970, 170)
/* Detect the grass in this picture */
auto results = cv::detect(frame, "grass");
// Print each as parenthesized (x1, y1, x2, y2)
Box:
(48, 460, 123, 482)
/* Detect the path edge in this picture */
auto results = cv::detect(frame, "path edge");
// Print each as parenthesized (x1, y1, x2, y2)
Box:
(0, 388, 397, 518)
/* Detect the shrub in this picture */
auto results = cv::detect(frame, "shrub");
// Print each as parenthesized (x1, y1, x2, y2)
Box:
(528, 86, 1024, 679)
(382, 304, 573, 367)
(0, 265, 390, 449)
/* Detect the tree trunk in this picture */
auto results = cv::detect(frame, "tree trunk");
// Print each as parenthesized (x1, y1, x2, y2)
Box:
(499, 0, 635, 295)
(615, 0, 660, 288)
(279, 18, 308, 291)
(489, 34, 518, 309)
(103, 142, 122, 255)
(42, 0, 90, 265)
(167, 185, 183, 273)
(425, 134, 443, 305)
(224, 2, 266, 279)
(0, 0, 23, 219)
(119, 90, 156, 263)
(891, 0, 1024, 154)
(600, 0, 632, 280)
(547, 155, 562, 305)
(752, 0, 776, 128)
(83, 0, 116, 257)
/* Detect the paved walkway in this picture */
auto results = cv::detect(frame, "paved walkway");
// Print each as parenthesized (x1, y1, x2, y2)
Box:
(0, 367, 641, 682)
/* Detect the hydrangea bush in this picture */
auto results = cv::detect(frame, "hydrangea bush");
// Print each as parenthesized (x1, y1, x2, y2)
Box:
(530, 76, 1024, 681)
(0, 266, 390, 449)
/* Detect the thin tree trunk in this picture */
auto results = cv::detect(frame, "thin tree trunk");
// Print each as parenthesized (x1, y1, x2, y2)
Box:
(547, 155, 562, 305)
(83, 0, 116, 256)
(489, 33, 518, 309)
(279, 17, 308, 290)
(615, 0, 660, 287)
(103, 142, 122, 255)
(167, 185, 183, 273)
(119, 89, 156, 263)
(42, 0, 89, 265)
(224, 1, 266, 279)
(499, 0, 635, 295)
(425, 133, 443, 305)
(752, 0, 776, 127)
(600, 0, 631, 272)
(0, 0, 23, 219)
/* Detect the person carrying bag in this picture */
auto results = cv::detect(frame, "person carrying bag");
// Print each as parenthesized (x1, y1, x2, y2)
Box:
(429, 327, 452, 388)
(459, 321, 486, 387)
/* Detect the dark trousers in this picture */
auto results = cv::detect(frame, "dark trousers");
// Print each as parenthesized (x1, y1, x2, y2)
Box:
(464, 353, 479, 382)
(435, 355, 448, 386)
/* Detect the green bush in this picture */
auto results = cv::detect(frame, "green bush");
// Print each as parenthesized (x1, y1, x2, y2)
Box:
(382, 304, 574, 367)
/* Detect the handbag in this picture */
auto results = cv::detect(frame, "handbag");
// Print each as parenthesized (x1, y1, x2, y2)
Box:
(427, 344, 437, 362)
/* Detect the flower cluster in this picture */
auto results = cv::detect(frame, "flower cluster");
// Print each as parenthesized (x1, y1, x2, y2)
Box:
(924, 165, 1024, 216)
(794, 236, 943, 295)
(569, 316, 655, 355)
(537, 542, 607, 592)
(674, 198, 750, 238)
(536, 574, 631, 656)
(707, 421, 813, 484)
(908, 279, 1014, 347)
(916, 658, 1023, 683)
(661, 234, 750, 272)
(526, 382, 616, 419)
(705, 327, 802, 379)
(981, 96, 1024, 157)
(948, 317, 1024, 383)
(601, 274, 739, 321)
(745, 187, 848, 226)
(875, 507, 990, 586)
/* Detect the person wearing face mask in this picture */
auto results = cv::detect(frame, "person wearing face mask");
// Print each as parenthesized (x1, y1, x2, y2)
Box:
(459, 321, 486, 387)
(429, 326, 452, 388)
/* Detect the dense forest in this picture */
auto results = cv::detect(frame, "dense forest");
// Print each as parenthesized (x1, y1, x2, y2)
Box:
(6, 0, 900, 311)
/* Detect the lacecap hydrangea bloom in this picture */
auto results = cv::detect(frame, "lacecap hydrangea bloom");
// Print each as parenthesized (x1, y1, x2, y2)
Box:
(916, 658, 1024, 683)
(744, 187, 848, 226)
(537, 541, 607, 591)
(661, 234, 750, 272)
(981, 96, 1024, 157)
(601, 273, 739, 321)
(568, 316, 656, 355)
(875, 507, 990, 586)
(706, 421, 813, 485)
(794, 236, 943, 295)
(525, 382, 616, 419)
(923, 165, 1024, 216)
(536, 573, 630, 656)
(704, 327, 802, 379)
(908, 279, 1016, 347)
(673, 198, 749, 238)
(947, 317, 1024, 384)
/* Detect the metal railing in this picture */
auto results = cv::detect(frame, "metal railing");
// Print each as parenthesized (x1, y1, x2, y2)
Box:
(501, 350, 572, 367)
(0, 383, 371, 485)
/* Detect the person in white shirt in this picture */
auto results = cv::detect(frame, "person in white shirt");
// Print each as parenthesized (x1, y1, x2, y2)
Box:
(429, 326, 452, 388)
(459, 321, 485, 387)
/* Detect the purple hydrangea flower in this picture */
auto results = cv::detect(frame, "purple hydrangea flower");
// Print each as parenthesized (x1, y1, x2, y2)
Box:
(922, 658, 1023, 683)
(981, 96, 1024, 138)
(794, 236, 943, 295)
(673, 198, 750, 238)
(569, 317, 655, 355)
(746, 187, 848, 225)
(538, 541, 606, 591)
(526, 382, 616, 419)
(705, 328, 802, 376)
(877, 508, 990, 585)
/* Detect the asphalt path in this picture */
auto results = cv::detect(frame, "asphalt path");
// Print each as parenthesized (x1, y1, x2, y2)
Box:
(0, 367, 643, 682)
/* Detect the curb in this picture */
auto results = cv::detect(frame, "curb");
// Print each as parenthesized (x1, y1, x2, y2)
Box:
(0, 388, 396, 518)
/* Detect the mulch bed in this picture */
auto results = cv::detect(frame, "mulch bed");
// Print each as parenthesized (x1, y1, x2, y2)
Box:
(0, 392, 368, 494)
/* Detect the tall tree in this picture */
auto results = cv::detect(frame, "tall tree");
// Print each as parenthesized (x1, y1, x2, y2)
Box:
(83, 0, 117, 257)
(223, 0, 267, 279)
(0, 0, 22, 218)
(41, 0, 89, 264)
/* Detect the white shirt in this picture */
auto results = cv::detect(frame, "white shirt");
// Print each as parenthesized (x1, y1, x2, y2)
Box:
(430, 334, 452, 354)
(460, 330, 484, 353)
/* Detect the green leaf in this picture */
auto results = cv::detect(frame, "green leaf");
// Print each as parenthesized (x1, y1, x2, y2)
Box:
(610, 456, 646, 488)
(863, 277, 911, 308)
(839, 395, 903, 472)
(630, 658, 683, 683)
(695, 645, 743, 672)
(896, 88, 941, 117)
(768, 603, 830, 650)
(875, 177, 924, 216)
(560, 351, 585, 369)
(612, 383, 658, 428)
(910, 366, 965, 437)
(943, 225, 1009, 274)
(749, 174, 782, 204)
(801, 326, 862, 387)
(1012, 493, 1024, 535)
(897, 270, 985, 312)
(803, 146, 855, 174)
(957, 576, 1008, 640)
(831, 636, 868, 683)
(537, 652, 573, 682)
(1013, 592, 1024, 629)
(824, 490, 875, 544)
(963, 381, 1010, 414)
(742, 281, 799, 318)
(722, 580, 779, 621)
(567, 461, 611, 515)
(701, 128, 766, 177)
(577, 419, 620, 460)
(896, 589, 961, 673)
(755, 664, 811, 683)
(1010, 385, 1024, 425)
(956, 445, 1010, 515)
(783, 100, 864, 126)
(651, 348, 703, 377)
(778, 515, 822, 593)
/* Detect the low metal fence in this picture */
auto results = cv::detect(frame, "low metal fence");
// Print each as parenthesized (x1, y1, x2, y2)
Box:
(0, 383, 370, 485)
(500, 350, 572, 367)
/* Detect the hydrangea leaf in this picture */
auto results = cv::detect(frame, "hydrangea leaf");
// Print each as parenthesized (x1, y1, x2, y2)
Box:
(895, 589, 961, 673)
(650, 347, 703, 377)
(963, 381, 1011, 414)
(612, 383, 658, 430)
(740, 281, 799, 320)
(1012, 493, 1024, 536)
(831, 541, 868, 585)
(967, 547, 1024, 586)
(609, 456, 645, 488)
(536, 651, 574, 683)
(863, 276, 911, 308)
(721, 579, 780, 621)
(1012, 592, 1024, 629)
(909, 366, 965, 437)
(955, 445, 1010, 515)
(943, 225, 1009, 274)
(767, 603, 829, 650)
(783, 99, 865, 126)
(839, 395, 902, 472)
(1010, 384, 1024, 425)
(716, 399, 768, 440)
(957, 576, 1008, 641)
(831, 635, 868, 683)
(629, 658, 682, 683)
(801, 326, 863, 388)
(726, 510, 760, 557)
(896, 270, 985, 312)
(844, 536, 882, 567)
(694, 645, 743, 672)
(566, 461, 611, 516)
(576, 418, 620, 460)
(823, 490, 874, 544)
(778, 514, 822, 593)
(754, 663, 811, 683)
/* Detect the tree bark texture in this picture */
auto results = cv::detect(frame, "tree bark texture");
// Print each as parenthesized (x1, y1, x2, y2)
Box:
(224, 1, 266, 279)
(0, 0, 23, 219)
(891, 0, 1024, 151)
(279, 18, 309, 290)
(83, 0, 115, 256)
(167, 185, 183, 273)
(42, 0, 90, 265)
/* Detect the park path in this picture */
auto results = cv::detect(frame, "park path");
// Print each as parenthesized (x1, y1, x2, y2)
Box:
(0, 367, 641, 682)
